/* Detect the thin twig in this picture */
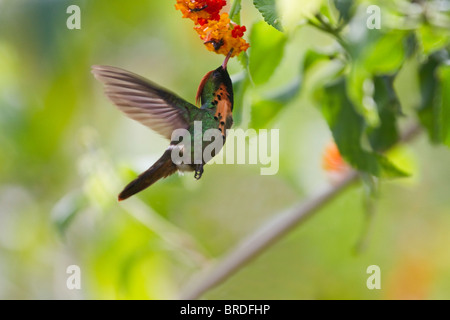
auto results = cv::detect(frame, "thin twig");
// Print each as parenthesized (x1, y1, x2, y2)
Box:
(229, 0, 241, 23)
(307, 14, 351, 58)
(178, 123, 422, 300)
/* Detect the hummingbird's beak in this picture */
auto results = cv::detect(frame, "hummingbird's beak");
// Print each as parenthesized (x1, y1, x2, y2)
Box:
(222, 49, 234, 70)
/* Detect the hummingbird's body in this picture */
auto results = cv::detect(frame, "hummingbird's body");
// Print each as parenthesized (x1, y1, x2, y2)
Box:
(92, 52, 234, 201)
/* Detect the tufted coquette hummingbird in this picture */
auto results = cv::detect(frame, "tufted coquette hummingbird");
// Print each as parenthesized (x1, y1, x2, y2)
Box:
(92, 50, 234, 201)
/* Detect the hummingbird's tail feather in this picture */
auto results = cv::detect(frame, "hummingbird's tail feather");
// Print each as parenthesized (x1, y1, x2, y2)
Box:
(118, 149, 177, 201)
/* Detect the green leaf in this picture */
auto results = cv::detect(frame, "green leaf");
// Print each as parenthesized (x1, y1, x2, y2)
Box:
(363, 31, 406, 75)
(374, 153, 409, 178)
(416, 23, 450, 56)
(346, 30, 407, 127)
(404, 32, 419, 59)
(333, 0, 353, 24)
(417, 51, 450, 145)
(319, 78, 408, 178)
(346, 64, 380, 127)
(367, 75, 401, 152)
(249, 20, 287, 85)
(386, 146, 416, 179)
(229, 0, 242, 23)
(253, 0, 283, 31)
(303, 49, 332, 72)
(300, 50, 345, 95)
(249, 76, 301, 129)
(439, 64, 450, 146)
(250, 100, 283, 130)
(238, 51, 249, 71)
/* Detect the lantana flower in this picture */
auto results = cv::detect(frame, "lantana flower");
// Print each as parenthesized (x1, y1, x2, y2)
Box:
(175, 0, 249, 57)
(175, 0, 225, 23)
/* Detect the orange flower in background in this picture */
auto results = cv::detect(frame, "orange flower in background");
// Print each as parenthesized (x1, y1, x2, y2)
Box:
(322, 142, 348, 172)
(175, 0, 249, 57)
(322, 141, 351, 183)
(384, 257, 434, 300)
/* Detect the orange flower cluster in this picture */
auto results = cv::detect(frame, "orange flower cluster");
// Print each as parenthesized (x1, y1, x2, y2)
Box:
(175, 0, 249, 57)
(175, 0, 225, 23)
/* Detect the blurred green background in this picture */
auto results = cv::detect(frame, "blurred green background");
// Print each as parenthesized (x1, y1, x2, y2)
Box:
(0, 0, 450, 299)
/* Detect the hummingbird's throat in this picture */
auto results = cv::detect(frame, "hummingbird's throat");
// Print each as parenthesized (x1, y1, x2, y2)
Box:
(213, 85, 232, 135)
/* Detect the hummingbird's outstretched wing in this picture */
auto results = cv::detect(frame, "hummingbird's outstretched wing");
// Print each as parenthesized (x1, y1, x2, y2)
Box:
(92, 65, 197, 140)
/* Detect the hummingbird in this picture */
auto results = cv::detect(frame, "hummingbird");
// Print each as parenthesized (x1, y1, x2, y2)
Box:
(92, 50, 234, 201)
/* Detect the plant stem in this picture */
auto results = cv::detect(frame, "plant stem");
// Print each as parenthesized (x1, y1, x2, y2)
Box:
(229, 0, 242, 23)
(308, 14, 351, 55)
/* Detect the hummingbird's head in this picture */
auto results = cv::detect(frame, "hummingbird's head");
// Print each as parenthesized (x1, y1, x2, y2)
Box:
(196, 50, 234, 108)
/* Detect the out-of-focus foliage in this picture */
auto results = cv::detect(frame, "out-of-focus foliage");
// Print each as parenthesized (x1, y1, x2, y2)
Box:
(0, 0, 450, 300)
